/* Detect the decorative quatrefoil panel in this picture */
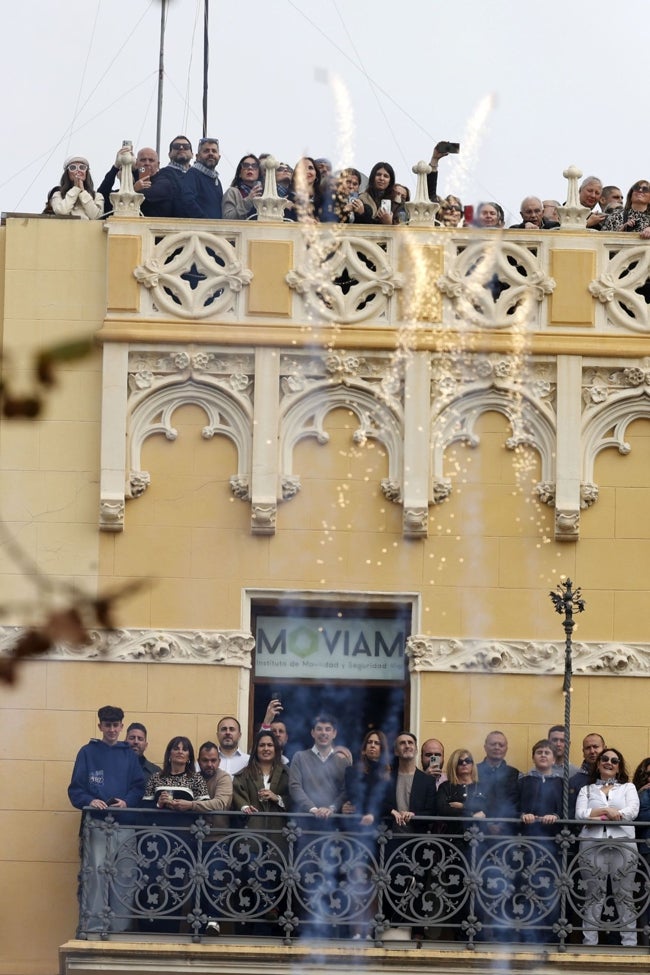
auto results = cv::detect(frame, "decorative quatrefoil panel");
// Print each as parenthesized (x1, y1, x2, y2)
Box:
(134, 231, 252, 319)
(286, 234, 403, 324)
(437, 239, 555, 329)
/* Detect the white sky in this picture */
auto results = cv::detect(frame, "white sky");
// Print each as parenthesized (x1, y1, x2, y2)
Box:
(2, 0, 649, 222)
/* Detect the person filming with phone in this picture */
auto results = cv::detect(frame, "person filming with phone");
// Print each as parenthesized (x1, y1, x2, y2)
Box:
(421, 738, 447, 788)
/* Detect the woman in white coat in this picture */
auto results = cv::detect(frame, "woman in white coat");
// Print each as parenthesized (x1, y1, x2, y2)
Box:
(50, 156, 103, 220)
(575, 747, 640, 947)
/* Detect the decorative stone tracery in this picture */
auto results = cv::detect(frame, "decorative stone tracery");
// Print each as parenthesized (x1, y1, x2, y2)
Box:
(590, 245, 650, 333)
(437, 238, 556, 329)
(133, 230, 252, 319)
(286, 233, 403, 324)
(125, 352, 253, 502)
(430, 354, 557, 507)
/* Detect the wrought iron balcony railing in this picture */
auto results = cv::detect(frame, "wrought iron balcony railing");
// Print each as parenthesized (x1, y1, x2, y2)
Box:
(76, 809, 650, 950)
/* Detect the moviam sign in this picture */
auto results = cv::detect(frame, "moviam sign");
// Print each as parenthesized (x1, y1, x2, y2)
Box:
(255, 615, 407, 681)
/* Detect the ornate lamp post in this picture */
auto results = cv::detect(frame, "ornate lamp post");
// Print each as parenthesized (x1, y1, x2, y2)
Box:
(549, 578, 586, 818)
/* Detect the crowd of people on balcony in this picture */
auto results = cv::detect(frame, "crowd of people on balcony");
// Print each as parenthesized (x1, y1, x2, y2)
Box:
(42, 138, 650, 240)
(68, 704, 650, 946)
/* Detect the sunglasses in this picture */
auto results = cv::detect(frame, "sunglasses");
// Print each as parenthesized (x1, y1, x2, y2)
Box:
(171, 142, 191, 151)
(67, 163, 87, 172)
(634, 185, 650, 193)
(242, 161, 259, 169)
(457, 757, 473, 765)
(600, 755, 620, 765)
(423, 752, 442, 758)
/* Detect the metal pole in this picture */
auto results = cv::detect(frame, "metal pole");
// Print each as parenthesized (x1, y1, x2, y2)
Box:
(549, 578, 585, 819)
(156, 0, 168, 158)
(202, 0, 209, 138)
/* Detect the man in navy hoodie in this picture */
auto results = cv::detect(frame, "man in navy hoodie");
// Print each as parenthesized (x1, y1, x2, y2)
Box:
(68, 705, 145, 933)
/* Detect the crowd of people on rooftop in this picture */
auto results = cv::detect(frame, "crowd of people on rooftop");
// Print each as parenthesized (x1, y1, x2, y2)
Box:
(43, 138, 650, 240)
(68, 703, 650, 946)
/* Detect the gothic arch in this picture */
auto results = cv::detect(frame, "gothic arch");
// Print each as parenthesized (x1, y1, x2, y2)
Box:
(430, 385, 556, 503)
(279, 381, 403, 493)
(126, 377, 253, 499)
(582, 387, 650, 485)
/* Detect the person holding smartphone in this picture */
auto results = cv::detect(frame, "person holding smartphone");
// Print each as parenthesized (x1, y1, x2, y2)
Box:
(421, 738, 447, 788)
(359, 161, 397, 225)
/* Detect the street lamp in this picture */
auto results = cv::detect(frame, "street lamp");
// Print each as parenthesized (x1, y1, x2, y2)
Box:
(549, 578, 585, 818)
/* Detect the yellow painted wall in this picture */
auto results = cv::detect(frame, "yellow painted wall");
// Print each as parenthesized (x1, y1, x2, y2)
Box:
(2, 219, 650, 973)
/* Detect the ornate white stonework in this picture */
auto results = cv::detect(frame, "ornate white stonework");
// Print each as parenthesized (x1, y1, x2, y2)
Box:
(99, 498, 125, 531)
(286, 233, 403, 324)
(430, 353, 557, 506)
(557, 165, 591, 229)
(125, 349, 253, 501)
(405, 160, 439, 226)
(109, 142, 145, 218)
(590, 246, 650, 333)
(406, 636, 650, 676)
(133, 230, 252, 319)
(581, 360, 650, 489)
(0, 626, 254, 666)
(437, 238, 556, 329)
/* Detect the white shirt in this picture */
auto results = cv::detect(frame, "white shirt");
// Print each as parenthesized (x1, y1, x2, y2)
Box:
(218, 748, 249, 777)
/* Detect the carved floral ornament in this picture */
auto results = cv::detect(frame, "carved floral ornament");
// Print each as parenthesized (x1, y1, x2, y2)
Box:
(0, 627, 255, 666)
(133, 230, 252, 319)
(589, 245, 650, 333)
(436, 238, 556, 329)
(406, 637, 650, 677)
(285, 233, 403, 324)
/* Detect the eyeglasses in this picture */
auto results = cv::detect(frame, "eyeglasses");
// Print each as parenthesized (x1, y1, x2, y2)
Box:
(171, 142, 191, 151)
(457, 757, 473, 765)
(423, 752, 442, 758)
(67, 163, 87, 172)
(634, 185, 650, 193)
(600, 755, 620, 765)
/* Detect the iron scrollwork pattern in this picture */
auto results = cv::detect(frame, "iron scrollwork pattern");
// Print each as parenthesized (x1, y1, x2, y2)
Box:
(77, 811, 650, 947)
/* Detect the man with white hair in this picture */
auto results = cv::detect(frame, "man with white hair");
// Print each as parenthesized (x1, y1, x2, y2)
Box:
(510, 195, 559, 229)
(579, 176, 606, 228)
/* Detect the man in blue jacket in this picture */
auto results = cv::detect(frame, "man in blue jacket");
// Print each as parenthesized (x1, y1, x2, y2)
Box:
(68, 705, 145, 933)
(179, 138, 223, 218)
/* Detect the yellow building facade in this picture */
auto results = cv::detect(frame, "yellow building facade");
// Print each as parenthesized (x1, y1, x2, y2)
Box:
(2, 204, 650, 974)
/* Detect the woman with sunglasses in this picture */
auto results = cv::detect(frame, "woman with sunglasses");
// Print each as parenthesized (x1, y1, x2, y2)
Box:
(437, 749, 488, 831)
(602, 181, 650, 238)
(437, 195, 464, 228)
(223, 154, 263, 220)
(50, 155, 103, 220)
(575, 748, 639, 946)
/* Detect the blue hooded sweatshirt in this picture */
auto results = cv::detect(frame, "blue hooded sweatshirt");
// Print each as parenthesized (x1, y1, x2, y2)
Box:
(68, 738, 145, 809)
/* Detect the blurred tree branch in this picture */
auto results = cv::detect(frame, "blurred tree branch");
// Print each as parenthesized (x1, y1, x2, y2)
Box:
(0, 336, 148, 683)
